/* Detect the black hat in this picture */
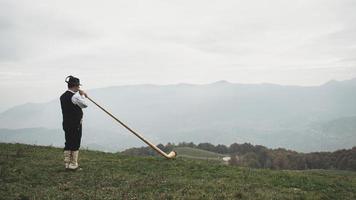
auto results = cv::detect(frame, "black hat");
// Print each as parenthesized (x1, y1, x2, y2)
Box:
(65, 75, 81, 86)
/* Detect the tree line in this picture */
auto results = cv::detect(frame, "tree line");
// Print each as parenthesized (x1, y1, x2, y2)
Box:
(122, 142, 356, 171)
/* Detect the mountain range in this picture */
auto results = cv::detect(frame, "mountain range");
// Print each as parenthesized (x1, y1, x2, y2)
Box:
(0, 78, 355, 152)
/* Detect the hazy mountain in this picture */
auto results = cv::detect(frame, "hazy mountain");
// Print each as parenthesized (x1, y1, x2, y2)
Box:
(0, 128, 137, 152)
(0, 78, 355, 152)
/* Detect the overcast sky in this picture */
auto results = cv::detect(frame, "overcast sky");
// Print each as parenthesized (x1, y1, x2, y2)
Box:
(0, 0, 356, 111)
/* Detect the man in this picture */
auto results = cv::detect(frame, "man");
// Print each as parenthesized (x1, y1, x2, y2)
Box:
(60, 75, 88, 170)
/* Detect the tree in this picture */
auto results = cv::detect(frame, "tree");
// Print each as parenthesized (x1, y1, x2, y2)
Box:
(229, 154, 239, 166)
(198, 143, 215, 152)
(215, 144, 228, 154)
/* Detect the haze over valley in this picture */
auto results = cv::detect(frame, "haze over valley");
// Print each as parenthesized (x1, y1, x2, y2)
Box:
(1, 78, 355, 152)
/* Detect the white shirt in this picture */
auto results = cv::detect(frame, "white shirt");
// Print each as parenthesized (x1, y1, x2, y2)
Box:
(67, 89, 88, 109)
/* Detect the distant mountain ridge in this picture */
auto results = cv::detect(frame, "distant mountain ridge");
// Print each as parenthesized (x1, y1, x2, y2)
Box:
(0, 78, 355, 152)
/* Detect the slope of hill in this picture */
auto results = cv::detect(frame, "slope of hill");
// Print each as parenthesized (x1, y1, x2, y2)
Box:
(0, 78, 356, 152)
(1, 143, 356, 199)
(174, 146, 227, 160)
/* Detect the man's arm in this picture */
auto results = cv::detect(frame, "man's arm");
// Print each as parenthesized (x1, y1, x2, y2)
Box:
(72, 91, 88, 108)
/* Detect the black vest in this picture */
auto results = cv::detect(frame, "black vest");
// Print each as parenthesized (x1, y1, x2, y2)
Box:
(60, 91, 83, 126)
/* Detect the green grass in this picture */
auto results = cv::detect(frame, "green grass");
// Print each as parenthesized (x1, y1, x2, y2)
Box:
(174, 147, 227, 161)
(0, 143, 355, 199)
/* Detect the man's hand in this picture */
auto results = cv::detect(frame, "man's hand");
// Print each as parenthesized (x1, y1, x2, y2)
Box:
(78, 89, 88, 98)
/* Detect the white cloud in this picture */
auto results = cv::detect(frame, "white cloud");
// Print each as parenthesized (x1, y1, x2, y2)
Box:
(0, 0, 356, 110)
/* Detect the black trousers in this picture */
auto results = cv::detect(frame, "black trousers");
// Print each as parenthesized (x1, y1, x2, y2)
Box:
(63, 122, 82, 151)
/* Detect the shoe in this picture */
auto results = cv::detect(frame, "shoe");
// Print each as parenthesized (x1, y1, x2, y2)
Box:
(68, 150, 80, 170)
(64, 150, 71, 169)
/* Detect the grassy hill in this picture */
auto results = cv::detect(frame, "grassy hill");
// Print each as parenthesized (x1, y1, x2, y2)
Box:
(174, 147, 227, 161)
(1, 143, 356, 199)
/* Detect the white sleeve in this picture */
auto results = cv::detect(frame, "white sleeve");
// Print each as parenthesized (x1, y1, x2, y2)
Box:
(71, 92, 88, 108)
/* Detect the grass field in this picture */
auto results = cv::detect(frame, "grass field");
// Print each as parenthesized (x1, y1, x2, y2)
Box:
(0, 143, 355, 199)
